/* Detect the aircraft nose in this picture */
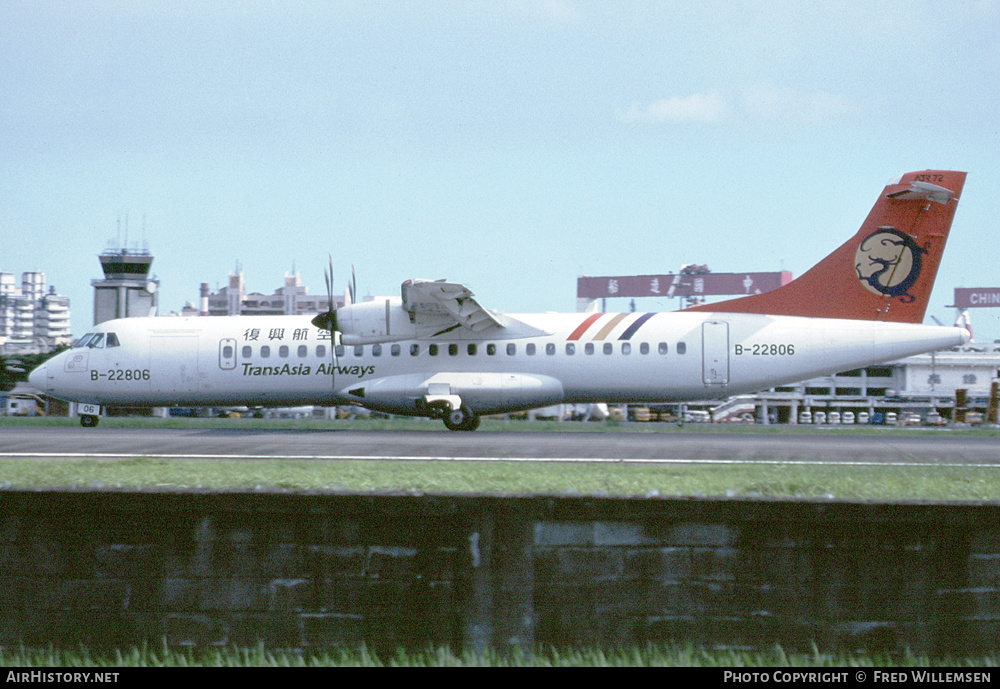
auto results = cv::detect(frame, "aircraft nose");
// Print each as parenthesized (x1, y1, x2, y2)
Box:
(28, 362, 48, 392)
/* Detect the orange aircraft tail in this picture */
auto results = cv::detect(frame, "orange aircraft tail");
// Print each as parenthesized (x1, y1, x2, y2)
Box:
(684, 169, 966, 323)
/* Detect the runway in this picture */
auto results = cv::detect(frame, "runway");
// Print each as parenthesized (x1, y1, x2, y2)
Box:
(2, 425, 999, 466)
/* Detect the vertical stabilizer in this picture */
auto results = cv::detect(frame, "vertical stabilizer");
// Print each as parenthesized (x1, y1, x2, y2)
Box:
(684, 170, 966, 323)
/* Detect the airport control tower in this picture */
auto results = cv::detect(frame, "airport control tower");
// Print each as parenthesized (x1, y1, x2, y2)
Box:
(91, 244, 159, 325)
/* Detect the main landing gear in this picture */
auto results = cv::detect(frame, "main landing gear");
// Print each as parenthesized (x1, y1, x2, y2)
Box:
(80, 415, 99, 428)
(442, 404, 481, 432)
(422, 392, 480, 431)
(426, 400, 480, 431)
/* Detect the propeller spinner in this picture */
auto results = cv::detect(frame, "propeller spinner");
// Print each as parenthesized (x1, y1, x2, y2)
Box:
(310, 260, 358, 333)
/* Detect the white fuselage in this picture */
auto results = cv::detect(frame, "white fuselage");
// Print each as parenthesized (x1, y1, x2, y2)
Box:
(31, 311, 969, 415)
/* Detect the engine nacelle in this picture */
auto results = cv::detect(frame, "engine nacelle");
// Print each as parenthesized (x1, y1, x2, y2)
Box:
(336, 298, 420, 345)
(344, 372, 566, 416)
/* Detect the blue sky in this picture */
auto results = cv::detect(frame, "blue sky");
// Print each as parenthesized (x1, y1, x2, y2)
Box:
(3, 1, 999, 340)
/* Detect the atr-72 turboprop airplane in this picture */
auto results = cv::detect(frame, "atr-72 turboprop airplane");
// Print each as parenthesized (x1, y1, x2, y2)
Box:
(31, 169, 970, 430)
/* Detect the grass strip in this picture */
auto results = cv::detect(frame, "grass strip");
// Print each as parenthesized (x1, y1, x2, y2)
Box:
(2, 456, 1000, 500)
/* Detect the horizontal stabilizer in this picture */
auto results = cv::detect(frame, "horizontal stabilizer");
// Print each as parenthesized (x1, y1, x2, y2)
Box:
(885, 180, 956, 204)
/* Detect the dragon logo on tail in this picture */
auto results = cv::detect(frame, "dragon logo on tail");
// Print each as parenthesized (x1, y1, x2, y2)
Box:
(854, 227, 926, 303)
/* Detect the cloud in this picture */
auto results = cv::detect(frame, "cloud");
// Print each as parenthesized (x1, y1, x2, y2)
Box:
(620, 85, 862, 127)
(740, 83, 862, 123)
(619, 92, 730, 124)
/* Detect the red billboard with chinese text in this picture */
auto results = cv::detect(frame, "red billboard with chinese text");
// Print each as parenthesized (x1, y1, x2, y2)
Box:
(952, 288, 1000, 309)
(577, 272, 793, 299)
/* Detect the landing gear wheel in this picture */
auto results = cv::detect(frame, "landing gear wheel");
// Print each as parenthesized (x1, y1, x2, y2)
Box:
(80, 415, 99, 428)
(442, 404, 480, 431)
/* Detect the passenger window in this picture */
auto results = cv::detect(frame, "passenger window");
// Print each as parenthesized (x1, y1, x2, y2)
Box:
(487, 344, 496, 356)
(410, 344, 420, 356)
(223, 345, 234, 359)
(506, 343, 516, 355)
(429, 344, 439, 356)
(585, 343, 594, 355)
(316, 345, 326, 358)
(603, 343, 612, 355)
(467, 344, 477, 356)
(658, 342, 668, 355)
(391, 344, 401, 356)
(546, 343, 555, 355)
(677, 342, 687, 355)
(279, 345, 289, 358)
(354, 345, 364, 357)
(105, 333, 120, 348)
(566, 343, 575, 355)
(336, 345, 345, 357)
(261, 345, 270, 358)
(242, 346, 252, 358)
(298, 345, 308, 357)
(640, 342, 649, 355)
(622, 343, 631, 355)
(372, 344, 382, 357)
(449, 344, 458, 356)
(526, 343, 536, 356)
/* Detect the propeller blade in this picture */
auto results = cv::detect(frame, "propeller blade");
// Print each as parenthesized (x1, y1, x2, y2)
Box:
(330, 257, 338, 397)
(311, 254, 339, 398)
(312, 254, 338, 331)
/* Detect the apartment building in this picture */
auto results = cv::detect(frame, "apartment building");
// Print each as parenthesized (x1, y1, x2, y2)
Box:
(0, 270, 71, 353)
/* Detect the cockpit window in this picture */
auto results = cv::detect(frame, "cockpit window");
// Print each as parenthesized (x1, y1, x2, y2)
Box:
(75, 333, 106, 348)
(105, 333, 120, 348)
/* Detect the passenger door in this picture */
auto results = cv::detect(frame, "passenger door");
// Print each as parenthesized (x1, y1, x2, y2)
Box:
(702, 321, 730, 387)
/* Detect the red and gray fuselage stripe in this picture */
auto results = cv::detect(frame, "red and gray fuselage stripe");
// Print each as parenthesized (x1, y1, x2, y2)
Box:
(566, 312, 656, 341)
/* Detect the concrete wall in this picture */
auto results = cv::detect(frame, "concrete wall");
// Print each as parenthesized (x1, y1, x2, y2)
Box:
(1, 490, 998, 657)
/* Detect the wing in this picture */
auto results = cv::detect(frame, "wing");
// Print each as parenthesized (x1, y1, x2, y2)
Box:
(401, 279, 508, 333)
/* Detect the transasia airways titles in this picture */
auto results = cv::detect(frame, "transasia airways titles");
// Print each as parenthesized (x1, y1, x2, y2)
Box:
(30, 169, 971, 430)
(240, 362, 375, 378)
